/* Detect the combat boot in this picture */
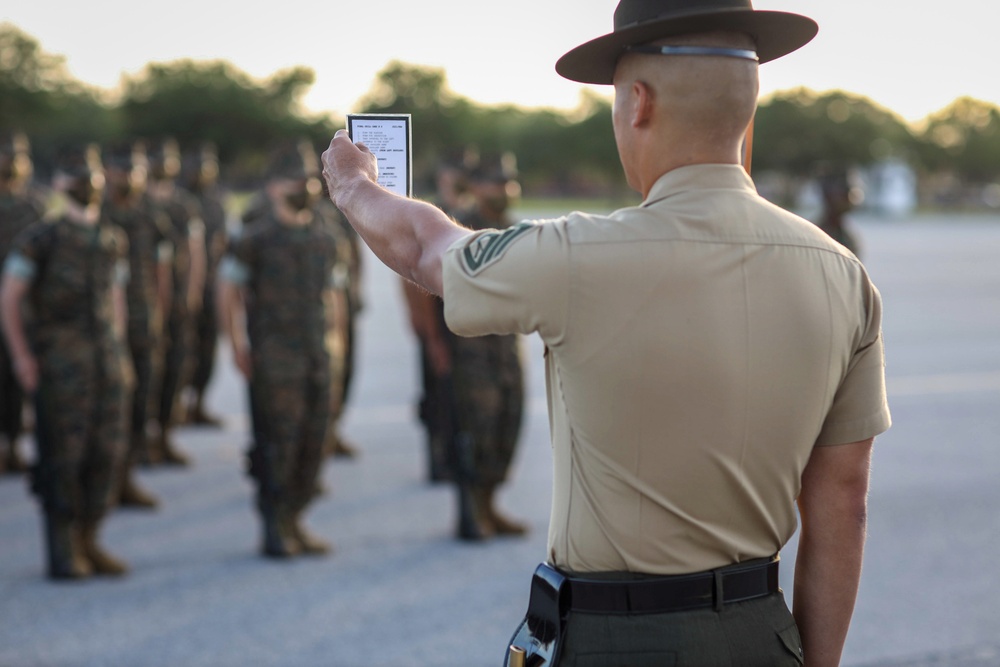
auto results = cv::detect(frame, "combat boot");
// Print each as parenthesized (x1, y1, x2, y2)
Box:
(4, 447, 29, 474)
(157, 433, 191, 467)
(187, 396, 223, 428)
(43, 515, 92, 580)
(290, 514, 332, 556)
(79, 521, 129, 576)
(260, 506, 300, 559)
(119, 471, 159, 509)
(478, 486, 529, 537)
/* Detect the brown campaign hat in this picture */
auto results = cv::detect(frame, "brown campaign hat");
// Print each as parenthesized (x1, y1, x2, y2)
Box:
(556, 0, 818, 84)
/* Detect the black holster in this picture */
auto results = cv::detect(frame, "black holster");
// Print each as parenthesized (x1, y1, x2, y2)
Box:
(504, 563, 569, 667)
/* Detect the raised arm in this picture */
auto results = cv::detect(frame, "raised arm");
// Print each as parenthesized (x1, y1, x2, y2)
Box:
(321, 130, 469, 296)
(794, 437, 874, 667)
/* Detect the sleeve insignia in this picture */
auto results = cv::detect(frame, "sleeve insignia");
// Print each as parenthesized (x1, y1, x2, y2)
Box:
(460, 222, 533, 275)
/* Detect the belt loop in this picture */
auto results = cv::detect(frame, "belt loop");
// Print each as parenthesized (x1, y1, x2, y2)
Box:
(713, 569, 724, 613)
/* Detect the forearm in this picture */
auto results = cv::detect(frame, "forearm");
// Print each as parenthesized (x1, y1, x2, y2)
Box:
(0, 278, 32, 361)
(112, 285, 128, 340)
(794, 440, 873, 667)
(794, 510, 865, 665)
(216, 281, 244, 348)
(336, 178, 466, 295)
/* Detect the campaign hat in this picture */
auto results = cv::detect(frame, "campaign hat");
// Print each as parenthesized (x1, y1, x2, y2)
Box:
(556, 0, 817, 84)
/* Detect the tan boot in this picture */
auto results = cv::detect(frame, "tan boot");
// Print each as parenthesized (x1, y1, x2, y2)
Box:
(119, 472, 159, 509)
(158, 433, 191, 467)
(482, 486, 529, 537)
(79, 522, 129, 576)
(44, 515, 92, 580)
(188, 396, 223, 428)
(290, 515, 332, 556)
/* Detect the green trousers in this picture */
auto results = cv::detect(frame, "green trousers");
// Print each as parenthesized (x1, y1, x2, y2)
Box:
(558, 592, 803, 667)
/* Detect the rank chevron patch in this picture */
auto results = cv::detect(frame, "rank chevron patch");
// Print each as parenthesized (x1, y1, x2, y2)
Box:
(461, 222, 533, 275)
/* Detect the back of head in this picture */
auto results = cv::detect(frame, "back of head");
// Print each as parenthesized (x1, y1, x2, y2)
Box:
(616, 31, 760, 151)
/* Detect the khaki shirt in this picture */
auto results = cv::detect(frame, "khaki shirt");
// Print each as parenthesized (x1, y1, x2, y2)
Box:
(443, 164, 891, 575)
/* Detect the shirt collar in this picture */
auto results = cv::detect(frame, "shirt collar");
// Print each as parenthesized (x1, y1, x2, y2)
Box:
(642, 164, 757, 208)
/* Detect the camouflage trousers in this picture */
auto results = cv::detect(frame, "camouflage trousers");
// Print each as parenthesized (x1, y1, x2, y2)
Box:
(0, 337, 25, 443)
(127, 316, 156, 456)
(451, 334, 524, 488)
(247, 354, 331, 513)
(156, 307, 194, 429)
(190, 283, 218, 393)
(32, 341, 128, 522)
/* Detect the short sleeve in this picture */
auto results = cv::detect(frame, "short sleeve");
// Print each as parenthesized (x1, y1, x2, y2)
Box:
(219, 255, 250, 286)
(4, 222, 52, 282)
(2, 251, 36, 281)
(442, 218, 570, 344)
(815, 280, 892, 446)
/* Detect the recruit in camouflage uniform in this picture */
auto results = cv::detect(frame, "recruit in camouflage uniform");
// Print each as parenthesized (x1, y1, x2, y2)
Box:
(0, 133, 44, 475)
(315, 196, 358, 459)
(219, 141, 340, 558)
(0, 145, 131, 579)
(102, 140, 173, 508)
(180, 144, 227, 426)
(146, 138, 205, 466)
(448, 155, 527, 540)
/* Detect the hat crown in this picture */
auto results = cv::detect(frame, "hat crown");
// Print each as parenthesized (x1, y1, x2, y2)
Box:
(615, 0, 754, 30)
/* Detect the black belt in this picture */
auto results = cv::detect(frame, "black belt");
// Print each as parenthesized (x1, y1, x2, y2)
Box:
(504, 558, 781, 667)
(565, 557, 780, 614)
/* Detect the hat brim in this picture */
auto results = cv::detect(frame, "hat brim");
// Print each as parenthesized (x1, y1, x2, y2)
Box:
(556, 9, 818, 84)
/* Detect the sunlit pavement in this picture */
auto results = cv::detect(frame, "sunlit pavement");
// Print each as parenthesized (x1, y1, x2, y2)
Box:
(2, 211, 999, 667)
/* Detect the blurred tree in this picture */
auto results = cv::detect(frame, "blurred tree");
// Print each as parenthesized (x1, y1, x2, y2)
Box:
(916, 97, 1000, 183)
(0, 23, 114, 172)
(119, 60, 335, 179)
(754, 88, 917, 174)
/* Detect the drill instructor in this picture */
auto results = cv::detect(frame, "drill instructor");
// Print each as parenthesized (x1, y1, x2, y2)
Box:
(321, 1, 890, 664)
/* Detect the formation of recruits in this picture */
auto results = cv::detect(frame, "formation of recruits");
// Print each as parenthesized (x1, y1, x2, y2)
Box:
(0, 133, 363, 578)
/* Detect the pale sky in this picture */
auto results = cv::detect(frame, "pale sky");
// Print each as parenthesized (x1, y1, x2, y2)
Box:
(3, 0, 996, 125)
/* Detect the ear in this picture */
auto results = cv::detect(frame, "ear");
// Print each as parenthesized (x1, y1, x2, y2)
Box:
(631, 80, 655, 128)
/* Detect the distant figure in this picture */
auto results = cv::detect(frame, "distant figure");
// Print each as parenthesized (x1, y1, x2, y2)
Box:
(0, 132, 43, 475)
(401, 152, 472, 483)
(0, 145, 131, 579)
(180, 144, 227, 427)
(146, 138, 204, 466)
(102, 140, 172, 509)
(218, 141, 341, 558)
(815, 165, 863, 258)
(447, 154, 527, 541)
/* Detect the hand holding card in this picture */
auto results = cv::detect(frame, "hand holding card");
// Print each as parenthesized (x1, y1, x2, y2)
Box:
(346, 114, 412, 197)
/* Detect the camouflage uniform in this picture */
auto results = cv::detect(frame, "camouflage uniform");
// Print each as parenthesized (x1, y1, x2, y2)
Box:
(147, 166, 203, 465)
(183, 148, 227, 424)
(224, 207, 340, 556)
(101, 147, 172, 505)
(0, 188, 44, 471)
(451, 208, 525, 496)
(315, 199, 357, 458)
(5, 214, 129, 577)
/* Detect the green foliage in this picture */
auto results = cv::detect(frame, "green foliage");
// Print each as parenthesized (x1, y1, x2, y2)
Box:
(3, 22, 1000, 193)
(357, 63, 626, 196)
(754, 88, 917, 175)
(0, 23, 114, 170)
(916, 97, 1000, 182)
(118, 60, 335, 174)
